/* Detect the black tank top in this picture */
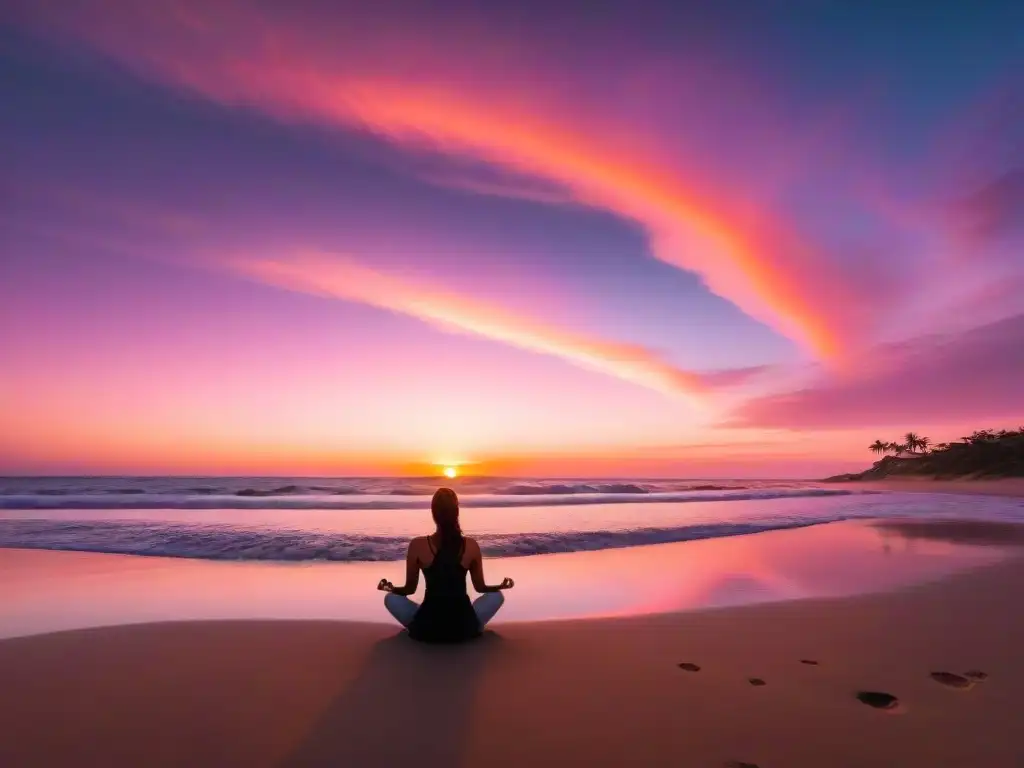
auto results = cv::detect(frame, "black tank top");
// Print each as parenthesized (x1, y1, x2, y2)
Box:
(408, 535, 480, 643)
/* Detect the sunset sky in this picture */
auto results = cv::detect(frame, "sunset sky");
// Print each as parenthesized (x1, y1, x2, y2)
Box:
(2, 0, 1022, 477)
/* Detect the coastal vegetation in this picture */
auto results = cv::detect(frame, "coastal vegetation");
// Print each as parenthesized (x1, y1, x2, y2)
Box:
(829, 428, 1024, 480)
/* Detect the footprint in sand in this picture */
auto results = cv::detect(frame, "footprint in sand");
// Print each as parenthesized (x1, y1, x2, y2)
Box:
(964, 669, 989, 682)
(800, 659, 819, 666)
(748, 677, 767, 687)
(677, 662, 701, 672)
(856, 690, 901, 711)
(930, 671, 974, 689)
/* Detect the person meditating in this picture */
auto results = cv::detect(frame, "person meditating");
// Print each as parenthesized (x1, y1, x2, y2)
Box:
(378, 487, 513, 642)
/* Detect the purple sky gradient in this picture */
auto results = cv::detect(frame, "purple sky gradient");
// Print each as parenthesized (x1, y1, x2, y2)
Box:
(1, 0, 1022, 476)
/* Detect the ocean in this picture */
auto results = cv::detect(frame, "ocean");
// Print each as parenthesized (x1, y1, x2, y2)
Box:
(2, 476, 1022, 562)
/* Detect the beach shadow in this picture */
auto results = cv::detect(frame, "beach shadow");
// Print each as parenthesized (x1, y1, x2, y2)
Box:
(283, 630, 503, 767)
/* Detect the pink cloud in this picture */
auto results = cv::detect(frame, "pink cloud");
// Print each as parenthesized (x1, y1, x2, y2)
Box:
(954, 168, 1024, 244)
(415, 170, 577, 207)
(11, 0, 887, 358)
(230, 252, 759, 401)
(730, 314, 1024, 429)
(695, 365, 772, 389)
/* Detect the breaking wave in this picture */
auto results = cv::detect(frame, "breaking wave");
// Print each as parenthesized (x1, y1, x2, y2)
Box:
(0, 487, 854, 511)
(0, 518, 839, 562)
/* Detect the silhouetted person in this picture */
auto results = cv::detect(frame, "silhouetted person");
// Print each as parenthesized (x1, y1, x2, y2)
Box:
(378, 487, 513, 642)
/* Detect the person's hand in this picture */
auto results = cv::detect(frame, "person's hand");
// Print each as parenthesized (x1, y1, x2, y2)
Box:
(499, 577, 515, 590)
(377, 578, 394, 593)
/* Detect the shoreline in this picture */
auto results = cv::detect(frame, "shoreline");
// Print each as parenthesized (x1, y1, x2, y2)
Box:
(829, 477, 1024, 498)
(2, 530, 1023, 766)
(2, 518, 1015, 640)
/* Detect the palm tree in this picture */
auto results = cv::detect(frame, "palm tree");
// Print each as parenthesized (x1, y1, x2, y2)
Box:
(887, 441, 906, 456)
(918, 436, 931, 453)
(869, 440, 888, 456)
(904, 432, 922, 454)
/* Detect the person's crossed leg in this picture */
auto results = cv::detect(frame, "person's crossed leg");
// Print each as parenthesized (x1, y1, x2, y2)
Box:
(384, 591, 504, 630)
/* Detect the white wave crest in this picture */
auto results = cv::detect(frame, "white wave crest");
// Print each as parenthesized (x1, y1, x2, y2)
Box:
(0, 488, 857, 511)
(0, 518, 841, 562)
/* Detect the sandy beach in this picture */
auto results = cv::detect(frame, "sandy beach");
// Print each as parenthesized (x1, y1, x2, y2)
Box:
(1, 519, 1023, 767)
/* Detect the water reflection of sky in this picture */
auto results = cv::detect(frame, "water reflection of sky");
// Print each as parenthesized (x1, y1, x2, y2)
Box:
(1, 520, 1015, 640)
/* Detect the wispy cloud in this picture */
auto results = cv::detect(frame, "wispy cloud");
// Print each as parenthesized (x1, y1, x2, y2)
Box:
(13, 0, 873, 358)
(954, 168, 1024, 243)
(230, 252, 756, 402)
(415, 170, 577, 207)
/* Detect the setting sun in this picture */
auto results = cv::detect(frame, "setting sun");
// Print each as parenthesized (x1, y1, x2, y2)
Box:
(443, 466, 457, 479)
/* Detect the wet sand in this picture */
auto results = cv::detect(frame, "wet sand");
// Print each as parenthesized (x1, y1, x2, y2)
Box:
(0, 518, 1011, 639)
(2, 520, 1023, 767)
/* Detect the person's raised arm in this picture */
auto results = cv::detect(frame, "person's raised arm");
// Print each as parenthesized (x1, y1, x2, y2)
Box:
(467, 539, 514, 594)
(379, 540, 420, 596)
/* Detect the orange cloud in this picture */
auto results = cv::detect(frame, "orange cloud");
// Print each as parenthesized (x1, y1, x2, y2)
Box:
(231, 252, 755, 402)
(17, 0, 846, 357)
